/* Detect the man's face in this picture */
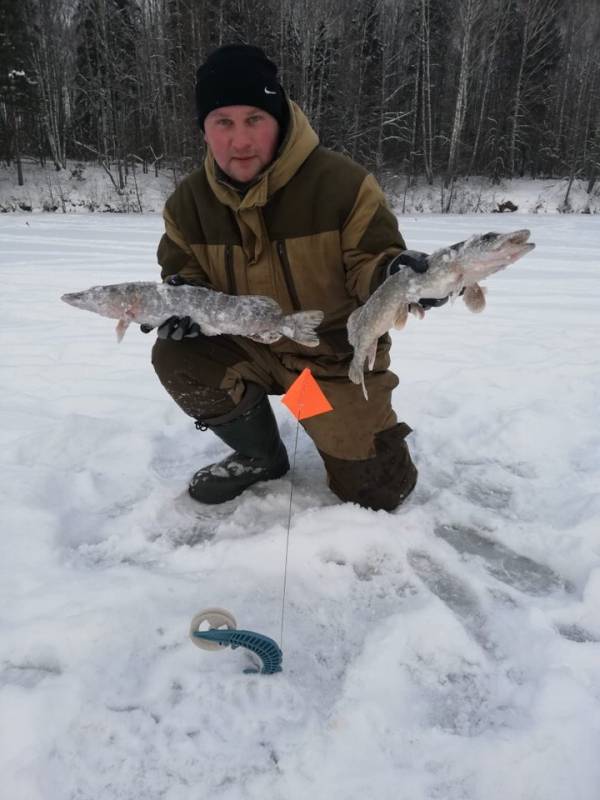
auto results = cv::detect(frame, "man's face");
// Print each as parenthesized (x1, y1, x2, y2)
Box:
(204, 105, 280, 183)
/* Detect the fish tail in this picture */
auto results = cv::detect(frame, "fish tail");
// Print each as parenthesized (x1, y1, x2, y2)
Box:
(280, 310, 324, 347)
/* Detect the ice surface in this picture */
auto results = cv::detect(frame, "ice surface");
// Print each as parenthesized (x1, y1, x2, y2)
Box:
(1, 212, 599, 799)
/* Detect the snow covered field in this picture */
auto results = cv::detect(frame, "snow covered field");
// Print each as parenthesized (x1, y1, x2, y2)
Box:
(2, 161, 600, 215)
(1, 212, 599, 800)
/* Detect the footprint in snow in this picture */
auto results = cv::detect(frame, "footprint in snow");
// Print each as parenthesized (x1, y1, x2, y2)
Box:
(555, 624, 598, 643)
(1, 661, 62, 688)
(407, 550, 496, 654)
(434, 523, 571, 596)
(464, 482, 513, 511)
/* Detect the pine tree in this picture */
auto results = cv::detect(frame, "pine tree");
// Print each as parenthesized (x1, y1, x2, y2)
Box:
(0, 0, 37, 183)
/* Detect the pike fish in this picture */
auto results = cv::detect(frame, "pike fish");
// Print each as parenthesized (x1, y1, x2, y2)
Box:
(347, 229, 535, 399)
(61, 281, 324, 346)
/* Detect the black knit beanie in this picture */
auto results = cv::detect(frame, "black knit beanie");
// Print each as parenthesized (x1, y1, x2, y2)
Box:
(195, 45, 287, 131)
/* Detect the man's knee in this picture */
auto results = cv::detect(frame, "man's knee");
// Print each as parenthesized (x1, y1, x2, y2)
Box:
(151, 336, 171, 380)
(150, 337, 236, 420)
(320, 423, 418, 512)
(151, 336, 193, 381)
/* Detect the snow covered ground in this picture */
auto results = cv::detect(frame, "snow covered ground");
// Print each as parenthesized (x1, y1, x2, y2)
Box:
(1, 212, 599, 800)
(2, 161, 600, 214)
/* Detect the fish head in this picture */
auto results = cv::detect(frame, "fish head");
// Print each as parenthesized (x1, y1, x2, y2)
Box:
(458, 229, 535, 282)
(61, 283, 140, 320)
(61, 288, 92, 310)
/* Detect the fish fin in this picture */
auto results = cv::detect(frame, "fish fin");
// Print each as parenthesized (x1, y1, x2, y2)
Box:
(408, 303, 426, 320)
(280, 310, 324, 347)
(463, 283, 487, 313)
(367, 340, 377, 371)
(394, 304, 409, 329)
(116, 318, 130, 341)
(247, 332, 281, 344)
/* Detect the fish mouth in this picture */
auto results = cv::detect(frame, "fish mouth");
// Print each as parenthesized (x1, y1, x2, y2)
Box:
(483, 229, 530, 249)
(61, 291, 86, 308)
(486, 229, 534, 260)
(503, 230, 535, 259)
(504, 229, 531, 245)
(487, 230, 535, 271)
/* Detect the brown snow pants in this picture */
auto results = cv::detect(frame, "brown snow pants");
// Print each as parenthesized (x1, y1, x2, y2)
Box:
(151, 334, 417, 511)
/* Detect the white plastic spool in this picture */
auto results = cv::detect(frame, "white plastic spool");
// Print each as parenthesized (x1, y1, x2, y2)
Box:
(189, 607, 238, 651)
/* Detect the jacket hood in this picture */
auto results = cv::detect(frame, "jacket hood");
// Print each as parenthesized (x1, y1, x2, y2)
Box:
(204, 100, 319, 211)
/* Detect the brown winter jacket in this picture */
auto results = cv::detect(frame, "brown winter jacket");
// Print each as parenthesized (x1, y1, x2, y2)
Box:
(156, 100, 407, 377)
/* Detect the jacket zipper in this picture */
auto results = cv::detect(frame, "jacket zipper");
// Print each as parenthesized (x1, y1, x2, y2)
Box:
(276, 241, 301, 312)
(225, 245, 236, 294)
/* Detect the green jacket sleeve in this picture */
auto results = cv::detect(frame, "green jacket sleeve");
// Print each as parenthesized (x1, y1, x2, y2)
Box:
(157, 205, 212, 286)
(341, 173, 406, 302)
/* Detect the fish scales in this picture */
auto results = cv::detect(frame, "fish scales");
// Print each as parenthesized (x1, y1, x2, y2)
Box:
(348, 229, 536, 399)
(61, 281, 324, 347)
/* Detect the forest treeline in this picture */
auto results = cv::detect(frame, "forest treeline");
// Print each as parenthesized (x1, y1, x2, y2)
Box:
(1, 0, 599, 195)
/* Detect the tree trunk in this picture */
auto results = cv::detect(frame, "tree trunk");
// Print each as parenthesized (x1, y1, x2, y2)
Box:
(469, 1, 507, 174)
(446, 0, 477, 185)
(509, 6, 529, 177)
(420, 0, 433, 184)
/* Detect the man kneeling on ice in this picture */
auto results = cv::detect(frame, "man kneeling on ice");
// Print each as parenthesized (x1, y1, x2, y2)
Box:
(144, 45, 446, 511)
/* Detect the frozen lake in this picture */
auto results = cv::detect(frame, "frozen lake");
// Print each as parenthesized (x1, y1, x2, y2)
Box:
(1, 212, 599, 800)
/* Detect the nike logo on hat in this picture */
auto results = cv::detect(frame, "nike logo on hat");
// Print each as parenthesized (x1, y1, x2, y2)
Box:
(264, 87, 277, 94)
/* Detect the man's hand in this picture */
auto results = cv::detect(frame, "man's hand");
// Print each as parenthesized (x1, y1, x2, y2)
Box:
(413, 296, 449, 309)
(140, 274, 202, 339)
(158, 315, 203, 340)
(140, 314, 202, 339)
(408, 296, 449, 319)
(387, 250, 429, 275)
(387, 250, 448, 311)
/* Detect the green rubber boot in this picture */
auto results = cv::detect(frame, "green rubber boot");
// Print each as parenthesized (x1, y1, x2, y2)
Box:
(189, 394, 290, 504)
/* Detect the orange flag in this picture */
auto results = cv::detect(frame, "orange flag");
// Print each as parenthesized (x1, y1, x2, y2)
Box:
(281, 368, 333, 420)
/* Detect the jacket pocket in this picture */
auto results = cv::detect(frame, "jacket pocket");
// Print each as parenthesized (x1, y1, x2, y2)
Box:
(276, 240, 301, 311)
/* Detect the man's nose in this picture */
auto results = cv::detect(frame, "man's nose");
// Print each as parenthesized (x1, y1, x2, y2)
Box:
(231, 126, 252, 151)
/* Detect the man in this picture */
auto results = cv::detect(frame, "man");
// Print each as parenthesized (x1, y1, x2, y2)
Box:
(147, 44, 443, 511)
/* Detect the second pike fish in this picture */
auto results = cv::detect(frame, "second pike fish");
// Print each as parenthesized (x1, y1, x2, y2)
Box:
(62, 282, 324, 347)
(347, 229, 536, 399)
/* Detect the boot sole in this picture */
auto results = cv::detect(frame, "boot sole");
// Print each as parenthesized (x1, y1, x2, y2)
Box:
(188, 462, 290, 505)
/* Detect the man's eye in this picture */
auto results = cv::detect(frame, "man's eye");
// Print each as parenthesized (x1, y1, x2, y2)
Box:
(248, 115, 263, 125)
(217, 119, 231, 127)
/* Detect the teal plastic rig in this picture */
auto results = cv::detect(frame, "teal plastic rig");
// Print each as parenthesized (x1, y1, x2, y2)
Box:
(189, 608, 283, 675)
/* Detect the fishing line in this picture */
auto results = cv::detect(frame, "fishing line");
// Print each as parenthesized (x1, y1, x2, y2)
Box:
(279, 395, 305, 650)
(190, 370, 331, 674)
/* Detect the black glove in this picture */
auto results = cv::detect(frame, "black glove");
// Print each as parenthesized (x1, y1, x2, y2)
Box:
(387, 250, 448, 309)
(163, 273, 188, 286)
(140, 274, 202, 338)
(387, 250, 430, 275)
(157, 315, 202, 340)
(416, 296, 449, 309)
